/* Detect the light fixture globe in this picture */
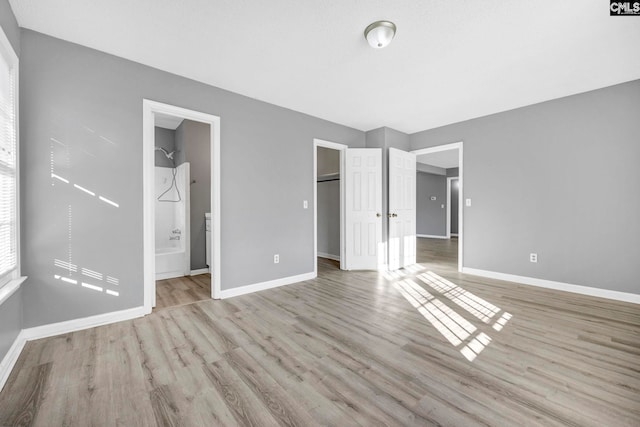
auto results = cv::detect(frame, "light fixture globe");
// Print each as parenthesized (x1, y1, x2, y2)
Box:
(364, 20, 396, 49)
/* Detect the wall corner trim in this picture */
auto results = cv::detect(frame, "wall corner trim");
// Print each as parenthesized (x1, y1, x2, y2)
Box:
(0, 330, 27, 392)
(220, 272, 315, 299)
(462, 267, 640, 305)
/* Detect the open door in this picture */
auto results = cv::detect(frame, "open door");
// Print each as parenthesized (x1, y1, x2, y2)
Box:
(388, 147, 416, 270)
(344, 148, 383, 270)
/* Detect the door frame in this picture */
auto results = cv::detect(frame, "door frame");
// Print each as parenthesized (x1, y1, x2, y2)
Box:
(411, 141, 463, 272)
(313, 139, 347, 275)
(143, 99, 221, 312)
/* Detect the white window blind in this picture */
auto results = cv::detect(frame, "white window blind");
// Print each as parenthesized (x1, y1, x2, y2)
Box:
(0, 30, 18, 288)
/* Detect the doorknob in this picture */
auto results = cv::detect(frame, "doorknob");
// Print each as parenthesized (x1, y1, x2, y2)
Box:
(376, 213, 381, 217)
(388, 213, 398, 218)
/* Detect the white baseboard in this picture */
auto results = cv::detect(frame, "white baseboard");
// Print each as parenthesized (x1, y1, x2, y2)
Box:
(220, 272, 315, 299)
(1, 305, 148, 392)
(21, 306, 149, 341)
(462, 267, 640, 305)
(451, 233, 459, 237)
(155, 271, 186, 280)
(317, 252, 340, 261)
(417, 234, 449, 239)
(0, 330, 27, 392)
(190, 268, 210, 276)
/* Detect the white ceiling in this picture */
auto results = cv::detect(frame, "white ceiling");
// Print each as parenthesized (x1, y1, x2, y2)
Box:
(9, 0, 640, 133)
(417, 150, 459, 169)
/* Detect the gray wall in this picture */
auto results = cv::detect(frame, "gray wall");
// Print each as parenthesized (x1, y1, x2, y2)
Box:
(410, 79, 640, 294)
(0, 289, 22, 363)
(317, 181, 340, 258)
(317, 147, 340, 258)
(0, 0, 22, 367)
(19, 30, 365, 328)
(317, 146, 340, 177)
(447, 167, 459, 177)
(0, 0, 19, 55)
(417, 163, 446, 175)
(175, 119, 211, 270)
(154, 127, 176, 168)
(447, 168, 460, 235)
(416, 172, 447, 236)
(450, 178, 459, 234)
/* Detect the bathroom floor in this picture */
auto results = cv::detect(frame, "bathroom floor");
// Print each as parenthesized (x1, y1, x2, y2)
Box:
(155, 274, 211, 310)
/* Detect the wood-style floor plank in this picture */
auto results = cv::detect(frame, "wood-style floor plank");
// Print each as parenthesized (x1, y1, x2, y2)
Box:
(155, 273, 211, 310)
(1, 238, 639, 426)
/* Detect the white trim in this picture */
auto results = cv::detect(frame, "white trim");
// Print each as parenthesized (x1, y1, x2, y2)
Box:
(313, 139, 347, 278)
(21, 306, 149, 341)
(417, 234, 449, 239)
(0, 276, 26, 306)
(411, 142, 463, 272)
(0, 330, 26, 392)
(0, 24, 21, 292)
(411, 142, 461, 156)
(155, 271, 186, 281)
(451, 233, 459, 237)
(190, 268, 210, 276)
(0, 305, 148, 391)
(458, 143, 463, 272)
(143, 100, 222, 311)
(220, 272, 315, 299)
(462, 267, 640, 305)
(317, 252, 340, 261)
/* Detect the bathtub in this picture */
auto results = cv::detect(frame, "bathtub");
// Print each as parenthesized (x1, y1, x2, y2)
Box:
(156, 246, 188, 280)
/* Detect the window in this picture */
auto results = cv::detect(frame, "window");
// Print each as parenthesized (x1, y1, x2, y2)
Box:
(0, 28, 19, 289)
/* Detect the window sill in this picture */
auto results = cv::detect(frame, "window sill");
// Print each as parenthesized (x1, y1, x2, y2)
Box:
(0, 276, 27, 306)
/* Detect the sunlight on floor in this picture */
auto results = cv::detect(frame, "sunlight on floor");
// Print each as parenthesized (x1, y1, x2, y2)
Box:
(393, 270, 512, 362)
(394, 279, 477, 346)
(417, 271, 500, 323)
(382, 269, 407, 281)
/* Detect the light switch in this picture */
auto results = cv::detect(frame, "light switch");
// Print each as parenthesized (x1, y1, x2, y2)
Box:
(441, 204, 445, 209)
(303, 200, 308, 209)
(466, 198, 472, 207)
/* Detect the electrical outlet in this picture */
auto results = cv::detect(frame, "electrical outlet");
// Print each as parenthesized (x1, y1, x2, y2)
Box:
(274, 254, 280, 264)
(466, 198, 472, 207)
(530, 253, 538, 263)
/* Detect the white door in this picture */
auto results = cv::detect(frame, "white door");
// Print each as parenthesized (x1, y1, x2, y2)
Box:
(344, 148, 383, 270)
(388, 147, 416, 270)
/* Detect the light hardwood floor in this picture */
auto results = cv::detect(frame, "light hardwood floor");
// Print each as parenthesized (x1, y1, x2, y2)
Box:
(1, 238, 638, 426)
(155, 274, 211, 310)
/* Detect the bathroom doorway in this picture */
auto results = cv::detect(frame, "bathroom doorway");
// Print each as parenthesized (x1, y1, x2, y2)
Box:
(143, 100, 221, 312)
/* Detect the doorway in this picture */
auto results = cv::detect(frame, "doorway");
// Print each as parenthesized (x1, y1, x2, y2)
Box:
(313, 139, 346, 275)
(411, 142, 463, 272)
(143, 100, 221, 312)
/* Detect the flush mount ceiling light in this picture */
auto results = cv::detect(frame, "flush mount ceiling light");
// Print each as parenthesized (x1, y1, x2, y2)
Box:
(364, 20, 396, 49)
